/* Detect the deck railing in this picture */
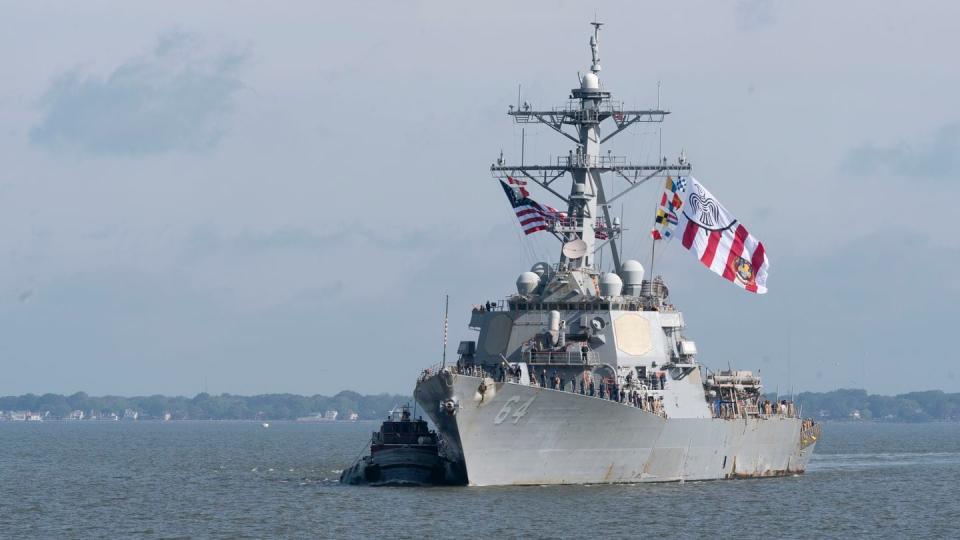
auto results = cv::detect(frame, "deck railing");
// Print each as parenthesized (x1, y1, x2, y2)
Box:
(522, 350, 598, 365)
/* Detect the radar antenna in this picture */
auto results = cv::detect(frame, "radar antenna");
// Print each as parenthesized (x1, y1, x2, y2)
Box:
(590, 21, 603, 73)
(491, 22, 691, 278)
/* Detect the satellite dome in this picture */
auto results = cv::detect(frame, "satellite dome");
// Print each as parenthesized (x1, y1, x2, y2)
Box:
(620, 260, 644, 285)
(619, 260, 645, 295)
(516, 271, 541, 295)
(581, 72, 599, 90)
(599, 272, 623, 297)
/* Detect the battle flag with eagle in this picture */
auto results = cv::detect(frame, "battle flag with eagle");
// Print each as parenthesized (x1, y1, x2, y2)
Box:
(673, 176, 769, 294)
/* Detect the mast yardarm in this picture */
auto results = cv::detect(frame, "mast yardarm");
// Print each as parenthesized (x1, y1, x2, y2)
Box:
(492, 22, 691, 286)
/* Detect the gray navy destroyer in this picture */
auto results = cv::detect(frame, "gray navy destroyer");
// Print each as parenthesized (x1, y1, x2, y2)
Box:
(414, 23, 820, 486)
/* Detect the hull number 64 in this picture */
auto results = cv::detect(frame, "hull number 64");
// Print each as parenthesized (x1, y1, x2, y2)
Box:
(493, 395, 536, 425)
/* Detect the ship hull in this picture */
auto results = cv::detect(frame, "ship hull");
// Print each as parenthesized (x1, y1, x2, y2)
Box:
(415, 371, 817, 486)
(340, 447, 448, 486)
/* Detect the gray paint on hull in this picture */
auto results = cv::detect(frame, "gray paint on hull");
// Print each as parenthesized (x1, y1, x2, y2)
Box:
(415, 373, 816, 486)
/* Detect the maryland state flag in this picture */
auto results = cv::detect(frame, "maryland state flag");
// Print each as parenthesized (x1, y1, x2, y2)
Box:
(675, 177, 769, 294)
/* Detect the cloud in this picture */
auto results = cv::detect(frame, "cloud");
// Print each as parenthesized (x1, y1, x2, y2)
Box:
(30, 31, 248, 156)
(0, 223, 522, 395)
(179, 224, 448, 261)
(734, 0, 779, 32)
(661, 225, 960, 394)
(841, 122, 960, 179)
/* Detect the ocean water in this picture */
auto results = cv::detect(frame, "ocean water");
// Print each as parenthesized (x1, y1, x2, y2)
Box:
(1, 421, 958, 539)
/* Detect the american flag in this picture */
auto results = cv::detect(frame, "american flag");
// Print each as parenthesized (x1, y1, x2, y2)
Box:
(506, 176, 530, 198)
(499, 180, 562, 235)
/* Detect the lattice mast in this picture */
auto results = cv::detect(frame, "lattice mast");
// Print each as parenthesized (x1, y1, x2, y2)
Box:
(491, 22, 691, 276)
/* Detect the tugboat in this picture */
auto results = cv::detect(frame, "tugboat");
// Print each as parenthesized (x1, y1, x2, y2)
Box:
(339, 405, 465, 486)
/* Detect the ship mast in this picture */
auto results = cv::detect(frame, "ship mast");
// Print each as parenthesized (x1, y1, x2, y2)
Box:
(491, 22, 691, 282)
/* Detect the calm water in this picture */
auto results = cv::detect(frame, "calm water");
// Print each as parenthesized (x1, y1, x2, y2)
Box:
(1, 421, 958, 539)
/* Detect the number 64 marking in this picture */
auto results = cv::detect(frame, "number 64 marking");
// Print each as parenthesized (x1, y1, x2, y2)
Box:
(493, 395, 536, 425)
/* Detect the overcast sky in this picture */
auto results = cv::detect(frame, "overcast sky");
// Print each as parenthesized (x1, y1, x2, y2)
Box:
(1, 1, 957, 396)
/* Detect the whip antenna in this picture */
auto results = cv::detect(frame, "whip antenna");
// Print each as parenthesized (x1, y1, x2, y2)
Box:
(441, 294, 449, 368)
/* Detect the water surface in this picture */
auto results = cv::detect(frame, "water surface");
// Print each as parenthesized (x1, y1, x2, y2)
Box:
(1, 421, 957, 538)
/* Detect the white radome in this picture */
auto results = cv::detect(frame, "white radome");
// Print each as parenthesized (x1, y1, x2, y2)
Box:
(516, 271, 541, 295)
(620, 259, 645, 291)
(599, 272, 623, 297)
(581, 72, 599, 89)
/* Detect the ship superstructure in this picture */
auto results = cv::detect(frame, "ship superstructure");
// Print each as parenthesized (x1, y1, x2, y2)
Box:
(414, 23, 819, 486)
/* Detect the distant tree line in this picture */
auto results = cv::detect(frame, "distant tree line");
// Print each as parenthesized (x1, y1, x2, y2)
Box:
(4, 388, 959, 422)
(770, 388, 960, 422)
(0, 391, 411, 421)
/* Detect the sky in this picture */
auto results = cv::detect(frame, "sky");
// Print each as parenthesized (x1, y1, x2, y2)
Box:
(1, 1, 958, 396)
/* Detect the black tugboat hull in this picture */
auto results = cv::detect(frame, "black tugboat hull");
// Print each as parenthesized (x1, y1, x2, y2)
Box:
(370, 447, 443, 485)
(339, 405, 467, 486)
(340, 448, 455, 486)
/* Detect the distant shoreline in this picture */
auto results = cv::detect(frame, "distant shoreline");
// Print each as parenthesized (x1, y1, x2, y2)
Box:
(0, 391, 411, 422)
(0, 418, 382, 424)
(2, 388, 958, 423)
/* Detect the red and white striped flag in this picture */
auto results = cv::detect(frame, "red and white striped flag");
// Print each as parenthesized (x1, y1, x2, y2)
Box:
(506, 176, 530, 198)
(677, 177, 769, 294)
(499, 180, 559, 235)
